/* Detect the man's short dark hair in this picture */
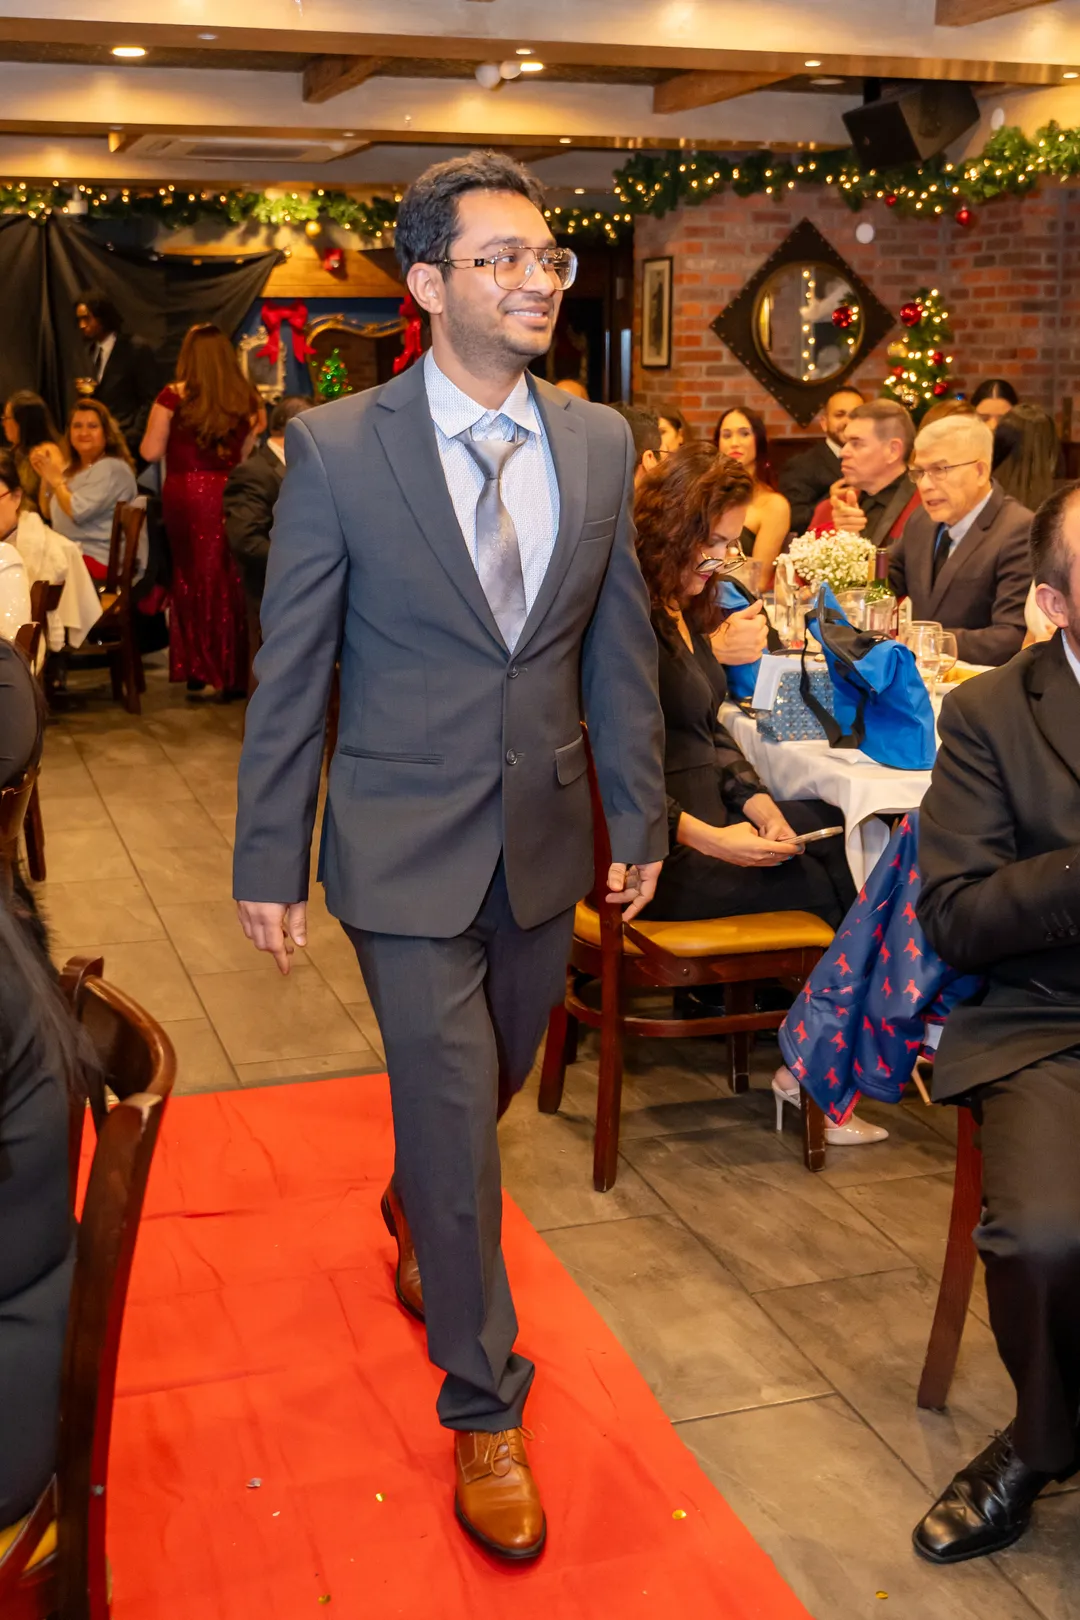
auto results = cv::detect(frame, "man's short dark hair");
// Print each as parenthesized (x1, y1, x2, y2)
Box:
(394, 151, 547, 276)
(828, 385, 864, 407)
(611, 404, 662, 468)
(75, 289, 122, 334)
(270, 395, 313, 435)
(1031, 480, 1080, 595)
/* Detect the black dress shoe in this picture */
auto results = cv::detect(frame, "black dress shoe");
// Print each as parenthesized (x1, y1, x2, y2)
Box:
(913, 1429, 1057, 1564)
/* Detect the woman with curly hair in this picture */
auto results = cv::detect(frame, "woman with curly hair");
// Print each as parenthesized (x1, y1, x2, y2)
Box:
(141, 323, 264, 699)
(711, 404, 791, 586)
(635, 444, 884, 1143)
(635, 444, 854, 927)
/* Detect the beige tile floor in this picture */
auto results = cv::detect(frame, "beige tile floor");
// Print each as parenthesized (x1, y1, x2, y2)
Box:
(29, 657, 1077, 1620)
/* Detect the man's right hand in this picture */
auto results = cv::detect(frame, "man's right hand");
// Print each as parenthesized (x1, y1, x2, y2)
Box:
(236, 900, 308, 975)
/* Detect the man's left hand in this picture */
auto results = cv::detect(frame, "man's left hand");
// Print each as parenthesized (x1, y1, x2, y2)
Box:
(743, 794, 803, 848)
(606, 860, 663, 923)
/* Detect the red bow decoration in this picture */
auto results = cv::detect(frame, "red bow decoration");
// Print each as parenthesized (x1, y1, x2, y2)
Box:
(393, 292, 424, 375)
(257, 302, 315, 364)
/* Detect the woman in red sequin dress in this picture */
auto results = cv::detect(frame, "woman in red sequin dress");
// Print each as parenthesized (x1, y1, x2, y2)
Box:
(141, 324, 263, 697)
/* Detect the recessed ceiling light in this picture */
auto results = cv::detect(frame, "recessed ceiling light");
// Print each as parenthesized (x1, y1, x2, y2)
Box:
(516, 47, 532, 55)
(811, 76, 844, 86)
(574, 187, 586, 194)
(341, 130, 356, 136)
(112, 45, 146, 57)
(804, 59, 822, 68)
(197, 32, 217, 40)
(559, 136, 572, 144)
(1065, 70, 1079, 78)
(519, 60, 544, 72)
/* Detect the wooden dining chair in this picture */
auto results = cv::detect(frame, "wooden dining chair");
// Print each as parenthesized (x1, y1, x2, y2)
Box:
(0, 956, 176, 1620)
(67, 502, 146, 715)
(917, 1106, 983, 1410)
(537, 736, 833, 1191)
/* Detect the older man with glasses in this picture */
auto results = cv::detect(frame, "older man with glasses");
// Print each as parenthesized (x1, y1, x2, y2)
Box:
(888, 413, 1032, 666)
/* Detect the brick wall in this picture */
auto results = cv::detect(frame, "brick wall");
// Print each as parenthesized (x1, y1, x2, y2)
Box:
(632, 185, 1080, 443)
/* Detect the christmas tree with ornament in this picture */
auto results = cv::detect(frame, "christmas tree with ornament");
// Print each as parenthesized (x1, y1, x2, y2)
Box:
(317, 348, 352, 402)
(881, 289, 954, 422)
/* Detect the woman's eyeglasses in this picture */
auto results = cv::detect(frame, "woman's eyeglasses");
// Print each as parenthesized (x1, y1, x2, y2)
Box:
(437, 246, 578, 292)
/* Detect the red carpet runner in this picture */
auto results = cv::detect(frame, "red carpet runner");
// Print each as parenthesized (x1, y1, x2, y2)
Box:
(106, 1074, 809, 1618)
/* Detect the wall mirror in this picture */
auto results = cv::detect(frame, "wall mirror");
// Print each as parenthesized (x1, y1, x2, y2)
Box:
(711, 220, 894, 425)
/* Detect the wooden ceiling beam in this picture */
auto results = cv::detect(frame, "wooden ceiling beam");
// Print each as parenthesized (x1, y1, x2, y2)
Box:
(935, 0, 1057, 23)
(653, 70, 790, 115)
(302, 55, 385, 103)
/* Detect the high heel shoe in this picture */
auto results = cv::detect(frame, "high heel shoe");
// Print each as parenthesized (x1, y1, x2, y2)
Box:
(772, 1066, 889, 1145)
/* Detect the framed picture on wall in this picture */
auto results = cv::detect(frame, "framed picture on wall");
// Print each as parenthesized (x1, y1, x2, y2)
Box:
(641, 257, 673, 369)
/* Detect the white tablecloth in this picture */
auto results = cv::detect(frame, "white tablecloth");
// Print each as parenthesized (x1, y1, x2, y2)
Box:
(721, 702, 933, 887)
(13, 513, 102, 649)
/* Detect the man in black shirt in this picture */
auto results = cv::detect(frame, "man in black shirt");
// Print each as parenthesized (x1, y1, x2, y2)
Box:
(822, 399, 919, 545)
(778, 385, 864, 533)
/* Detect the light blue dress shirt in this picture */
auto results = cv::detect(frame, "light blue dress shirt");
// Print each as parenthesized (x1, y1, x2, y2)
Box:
(423, 352, 560, 615)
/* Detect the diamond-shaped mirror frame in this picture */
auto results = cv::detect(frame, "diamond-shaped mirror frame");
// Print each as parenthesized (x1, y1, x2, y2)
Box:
(709, 219, 895, 427)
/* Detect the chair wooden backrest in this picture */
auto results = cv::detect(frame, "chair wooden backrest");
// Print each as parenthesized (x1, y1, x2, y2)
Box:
(103, 502, 144, 605)
(0, 957, 176, 1620)
(0, 766, 37, 894)
(29, 579, 64, 629)
(13, 621, 42, 665)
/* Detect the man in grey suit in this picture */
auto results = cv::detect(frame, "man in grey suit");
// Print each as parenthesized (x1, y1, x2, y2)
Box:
(889, 414, 1032, 666)
(233, 152, 667, 1560)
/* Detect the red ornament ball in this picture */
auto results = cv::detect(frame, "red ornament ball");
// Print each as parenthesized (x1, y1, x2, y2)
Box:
(831, 304, 855, 330)
(899, 302, 922, 327)
(932, 380, 949, 398)
(891, 365, 904, 378)
(885, 193, 898, 207)
(930, 349, 945, 367)
(955, 206, 974, 229)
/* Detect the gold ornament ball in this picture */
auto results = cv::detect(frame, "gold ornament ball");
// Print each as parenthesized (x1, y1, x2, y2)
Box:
(887, 341, 907, 361)
(305, 219, 322, 238)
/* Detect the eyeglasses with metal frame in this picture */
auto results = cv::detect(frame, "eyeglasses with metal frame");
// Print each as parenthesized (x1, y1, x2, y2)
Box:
(436, 245, 578, 291)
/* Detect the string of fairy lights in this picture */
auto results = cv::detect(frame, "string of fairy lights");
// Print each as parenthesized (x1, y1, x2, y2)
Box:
(2, 121, 1080, 244)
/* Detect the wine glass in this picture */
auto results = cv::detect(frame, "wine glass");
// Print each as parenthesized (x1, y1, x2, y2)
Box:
(936, 632, 958, 687)
(902, 621, 942, 687)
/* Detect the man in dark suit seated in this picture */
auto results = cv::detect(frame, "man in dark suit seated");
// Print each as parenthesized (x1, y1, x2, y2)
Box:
(73, 291, 159, 461)
(890, 414, 1031, 666)
(808, 400, 920, 545)
(778, 384, 863, 534)
(224, 395, 311, 667)
(914, 481, 1080, 1563)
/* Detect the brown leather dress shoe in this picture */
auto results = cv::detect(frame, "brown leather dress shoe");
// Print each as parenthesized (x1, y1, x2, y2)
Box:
(454, 1428, 546, 1561)
(380, 1183, 424, 1322)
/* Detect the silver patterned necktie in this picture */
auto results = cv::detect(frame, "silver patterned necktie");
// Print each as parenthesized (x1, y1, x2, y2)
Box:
(457, 423, 527, 650)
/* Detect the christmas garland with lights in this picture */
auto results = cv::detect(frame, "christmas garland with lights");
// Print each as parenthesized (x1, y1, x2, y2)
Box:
(612, 120, 1080, 226)
(3, 120, 1080, 244)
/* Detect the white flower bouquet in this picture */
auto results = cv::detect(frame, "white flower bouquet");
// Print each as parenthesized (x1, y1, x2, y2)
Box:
(787, 529, 874, 595)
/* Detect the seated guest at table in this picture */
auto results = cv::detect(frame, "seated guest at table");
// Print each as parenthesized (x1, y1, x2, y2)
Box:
(657, 405, 687, 456)
(0, 635, 40, 791)
(712, 406, 791, 586)
(778, 385, 864, 534)
(971, 376, 1019, 435)
(913, 480, 1080, 1563)
(0, 870, 87, 1532)
(889, 414, 1031, 666)
(810, 400, 919, 545)
(30, 399, 138, 583)
(2, 392, 63, 519)
(73, 290, 159, 462)
(993, 403, 1059, 514)
(610, 404, 662, 486)
(224, 395, 312, 666)
(634, 445, 855, 930)
(0, 455, 31, 641)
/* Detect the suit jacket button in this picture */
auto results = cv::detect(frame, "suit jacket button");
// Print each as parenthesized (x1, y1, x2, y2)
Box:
(507, 665, 519, 679)
(505, 749, 519, 766)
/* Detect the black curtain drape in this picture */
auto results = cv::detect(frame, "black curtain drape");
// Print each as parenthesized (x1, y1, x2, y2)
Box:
(0, 216, 282, 424)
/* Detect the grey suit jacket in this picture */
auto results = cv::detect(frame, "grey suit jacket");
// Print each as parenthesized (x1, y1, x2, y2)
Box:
(887, 481, 1032, 666)
(918, 634, 1080, 1099)
(233, 362, 668, 937)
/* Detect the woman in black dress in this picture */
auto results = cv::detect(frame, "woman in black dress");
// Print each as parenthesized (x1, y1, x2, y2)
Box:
(635, 445, 885, 1144)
